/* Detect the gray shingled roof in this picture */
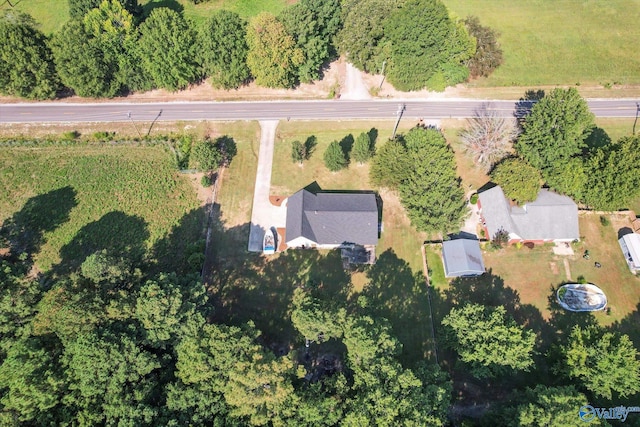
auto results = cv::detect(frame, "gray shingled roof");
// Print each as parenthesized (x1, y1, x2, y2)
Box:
(286, 190, 378, 245)
(442, 238, 485, 277)
(479, 186, 579, 241)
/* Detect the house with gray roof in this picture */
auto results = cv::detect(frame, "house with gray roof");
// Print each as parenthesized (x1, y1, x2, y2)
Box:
(442, 238, 485, 277)
(478, 186, 579, 243)
(285, 189, 379, 250)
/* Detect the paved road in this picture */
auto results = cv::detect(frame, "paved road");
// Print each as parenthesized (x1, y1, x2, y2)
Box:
(1, 99, 638, 123)
(247, 121, 287, 252)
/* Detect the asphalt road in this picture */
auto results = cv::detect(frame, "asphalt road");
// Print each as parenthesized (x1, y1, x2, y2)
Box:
(1, 99, 638, 123)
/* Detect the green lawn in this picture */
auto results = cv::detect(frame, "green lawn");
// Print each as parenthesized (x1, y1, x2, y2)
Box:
(443, 0, 640, 87)
(4, 0, 289, 35)
(0, 144, 201, 272)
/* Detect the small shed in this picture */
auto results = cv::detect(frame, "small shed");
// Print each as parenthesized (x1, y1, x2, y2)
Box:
(442, 239, 485, 278)
(619, 233, 640, 273)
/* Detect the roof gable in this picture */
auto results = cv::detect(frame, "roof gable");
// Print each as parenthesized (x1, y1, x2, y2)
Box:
(286, 190, 378, 246)
(479, 186, 579, 241)
(442, 239, 485, 277)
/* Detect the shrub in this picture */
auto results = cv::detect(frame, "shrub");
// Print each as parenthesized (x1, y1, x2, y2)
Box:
(61, 130, 80, 141)
(599, 216, 610, 226)
(200, 174, 211, 187)
(469, 193, 478, 204)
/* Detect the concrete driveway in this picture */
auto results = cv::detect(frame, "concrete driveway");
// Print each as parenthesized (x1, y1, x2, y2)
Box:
(247, 120, 288, 252)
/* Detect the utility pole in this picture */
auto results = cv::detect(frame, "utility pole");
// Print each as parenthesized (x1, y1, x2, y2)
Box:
(391, 103, 406, 140)
(378, 60, 387, 90)
(127, 112, 142, 138)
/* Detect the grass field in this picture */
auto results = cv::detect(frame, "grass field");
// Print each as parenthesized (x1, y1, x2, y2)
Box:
(443, 0, 640, 87)
(3, 0, 289, 35)
(0, 144, 201, 272)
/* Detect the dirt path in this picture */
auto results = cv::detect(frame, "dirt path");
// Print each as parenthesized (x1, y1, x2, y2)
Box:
(247, 120, 288, 252)
(340, 63, 372, 100)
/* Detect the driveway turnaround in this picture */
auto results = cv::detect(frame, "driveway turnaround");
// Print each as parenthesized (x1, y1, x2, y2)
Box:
(247, 120, 288, 252)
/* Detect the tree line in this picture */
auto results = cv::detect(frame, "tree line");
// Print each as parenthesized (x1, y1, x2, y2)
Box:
(0, 0, 502, 100)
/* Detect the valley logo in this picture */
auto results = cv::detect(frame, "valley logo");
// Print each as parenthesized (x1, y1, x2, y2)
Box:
(579, 405, 640, 423)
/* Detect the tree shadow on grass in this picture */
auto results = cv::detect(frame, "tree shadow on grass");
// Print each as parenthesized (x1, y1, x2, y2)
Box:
(151, 206, 207, 275)
(546, 284, 599, 343)
(608, 302, 640, 353)
(367, 128, 378, 153)
(55, 211, 149, 277)
(339, 134, 354, 161)
(0, 186, 77, 265)
(360, 249, 434, 367)
(142, 0, 184, 18)
(304, 135, 317, 160)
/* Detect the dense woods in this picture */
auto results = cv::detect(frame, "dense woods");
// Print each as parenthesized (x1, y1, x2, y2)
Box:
(0, 0, 503, 99)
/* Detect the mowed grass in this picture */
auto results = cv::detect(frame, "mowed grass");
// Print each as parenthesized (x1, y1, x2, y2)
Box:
(4, 0, 289, 35)
(0, 144, 200, 272)
(443, 0, 640, 86)
(481, 214, 640, 326)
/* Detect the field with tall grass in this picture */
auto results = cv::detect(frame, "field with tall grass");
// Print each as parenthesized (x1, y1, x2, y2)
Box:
(443, 0, 640, 87)
(0, 144, 201, 272)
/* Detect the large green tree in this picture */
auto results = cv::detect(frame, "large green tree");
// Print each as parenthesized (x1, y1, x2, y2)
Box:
(246, 12, 304, 88)
(62, 329, 161, 425)
(0, 259, 41, 355)
(137, 8, 200, 91)
(490, 157, 541, 204)
(198, 10, 250, 89)
(0, 11, 60, 100)
(583, 135, 640, 210)
(336, 0, 396, 73)
(51, 19, 121, 97)
(501, 385, 600, 427)
(561, 326, 640, 399)
(398, 127, 467, 234)
(166, 317, 258, 424)
(0, 337, 65, 424)
(279, 0, 342, 83)
(441, 303, 536, 378)
(384, 0, 475, 91)
(515, 88, 595, 196)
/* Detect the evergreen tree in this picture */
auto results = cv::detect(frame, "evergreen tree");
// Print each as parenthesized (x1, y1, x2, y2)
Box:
(398, 127, 467, 233)
(351, 132, 373, 164)
(369, 138, 410, 188)
(323, 140, 348, 171)
(583, 135, 640, 210)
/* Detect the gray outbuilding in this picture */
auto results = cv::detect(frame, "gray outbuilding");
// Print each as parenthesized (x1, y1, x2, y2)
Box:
(442, 238, 485, 278)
